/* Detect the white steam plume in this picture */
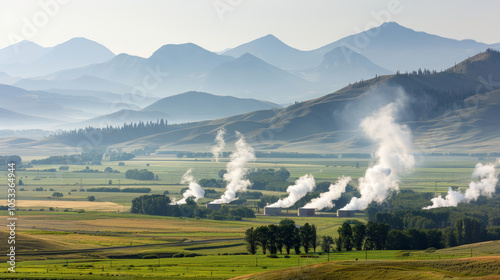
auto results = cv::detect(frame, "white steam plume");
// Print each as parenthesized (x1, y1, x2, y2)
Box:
(464, 162, 498, 201)
(423, 161, 498, 209)
(422, 187, 465, 209)
(177, 169, 205, 204)
(211, 129, 226, 162)
(211, 132, 255, 203)
(341, 101, 415, 211)
(268, 174, 316, 208)
(304, 176, 351, 210)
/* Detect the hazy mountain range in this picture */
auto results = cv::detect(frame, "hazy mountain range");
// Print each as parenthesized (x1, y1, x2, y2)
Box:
(1, 22, 496, 104)
(1, 21, 500, 154)
(67, 91, 281, 128)
(10, 49, 500, 154)
(0, 37, 115, 77)
(0, 84, 281, 130)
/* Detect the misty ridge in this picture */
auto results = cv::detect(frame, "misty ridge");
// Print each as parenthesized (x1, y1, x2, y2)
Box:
(0, 22, 499, 157)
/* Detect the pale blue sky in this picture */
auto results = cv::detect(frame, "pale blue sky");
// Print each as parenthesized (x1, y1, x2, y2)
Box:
(1, 0, 499, 57)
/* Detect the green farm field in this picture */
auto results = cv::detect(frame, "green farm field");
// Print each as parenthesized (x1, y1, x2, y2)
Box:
(1, 155, 493, 208)
(1, 155, 499, 279)
(1, 210, 500, 279)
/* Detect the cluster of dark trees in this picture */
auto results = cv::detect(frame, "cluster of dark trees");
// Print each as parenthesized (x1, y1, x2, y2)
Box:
(174, 151, 371, 159)
(245, 168, 291, 191)
(0, 155, 23, 170)
(125, 169, 155, 180)
(177, 152, 231, 158)
(107, 152, 135, 161)
(254, 152, 339, 159)
(245, 219, 318, 255)
(86, 187, 151, 193)
(209, 205, 255, 221)
(52, 192, 64, 198)
(359, 188, 500, 249)
(104, 167, 120, 173)
(198, 178, 225, 189)
(31, 153, 103, 165)
(130, 194, 256, 220)
(53, 120, 168, 146)
(199, 168, 292, 192)
(74, 166, 101, 173)
(245, 217, 498, 255)
(335, 221, 443, 251)
(422, 152, 500, 157)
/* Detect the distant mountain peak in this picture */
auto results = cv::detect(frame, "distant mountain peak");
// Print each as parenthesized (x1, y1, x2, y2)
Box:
(321, 46, 369, 66)
(237, 53, 260, 61)
(150, 43, 211, 58)
(57, 37, 108, 47)
(380, 21, 405, 29)
(257, 34, 283, 43)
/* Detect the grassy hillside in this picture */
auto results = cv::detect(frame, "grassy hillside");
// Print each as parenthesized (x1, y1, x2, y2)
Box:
(232, 257, 500, 280)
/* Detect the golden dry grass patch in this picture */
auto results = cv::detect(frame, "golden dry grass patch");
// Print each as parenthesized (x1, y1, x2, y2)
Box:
(18, 200, 127, 211)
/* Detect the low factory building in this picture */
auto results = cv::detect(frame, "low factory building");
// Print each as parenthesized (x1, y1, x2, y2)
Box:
(206, 203, 225, 211)
(264, 206, 282, 216)
(337, 210, 356, 217)
(298, 207, 315, 217)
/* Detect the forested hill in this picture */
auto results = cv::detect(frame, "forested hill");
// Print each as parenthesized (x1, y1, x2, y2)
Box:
(19, 50, 500, 153)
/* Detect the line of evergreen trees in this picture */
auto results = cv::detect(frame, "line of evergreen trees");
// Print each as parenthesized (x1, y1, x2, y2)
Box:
(53, 119, 167, 146)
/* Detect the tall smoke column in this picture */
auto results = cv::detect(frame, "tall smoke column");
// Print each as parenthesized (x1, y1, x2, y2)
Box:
(464, 162, 498, 201)
(177, 169, 205, 204)
(211, 132, 255, 203)
(423, 161, 498, 209)
(211, 129, 226, 162)
(304, 176, 351, 210)
(341, 101, 415, 211)
(422, 187, 465, 209)
(267, 174, 316, 208)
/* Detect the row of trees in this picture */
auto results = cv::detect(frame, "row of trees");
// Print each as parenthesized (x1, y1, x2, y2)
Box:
(335, 222, 443, 251)
(53, 120, 168, 146)
(245, 219, 318, 255)
(130, 194, 255, 220)
(245, 217, 499, 255)
(31, 153, 103, 165)
(125, 169, 156, 180)
(86, 187, 151, 193)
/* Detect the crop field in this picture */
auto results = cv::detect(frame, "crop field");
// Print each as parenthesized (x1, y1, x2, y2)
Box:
(0, 155, 498, 279)
(1, 210, 499, 279)
(0, 155, 492, 208)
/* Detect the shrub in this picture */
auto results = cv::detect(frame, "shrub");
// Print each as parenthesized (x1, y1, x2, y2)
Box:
(141, 254, 157, 259)
(52, 192, 64, 198)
